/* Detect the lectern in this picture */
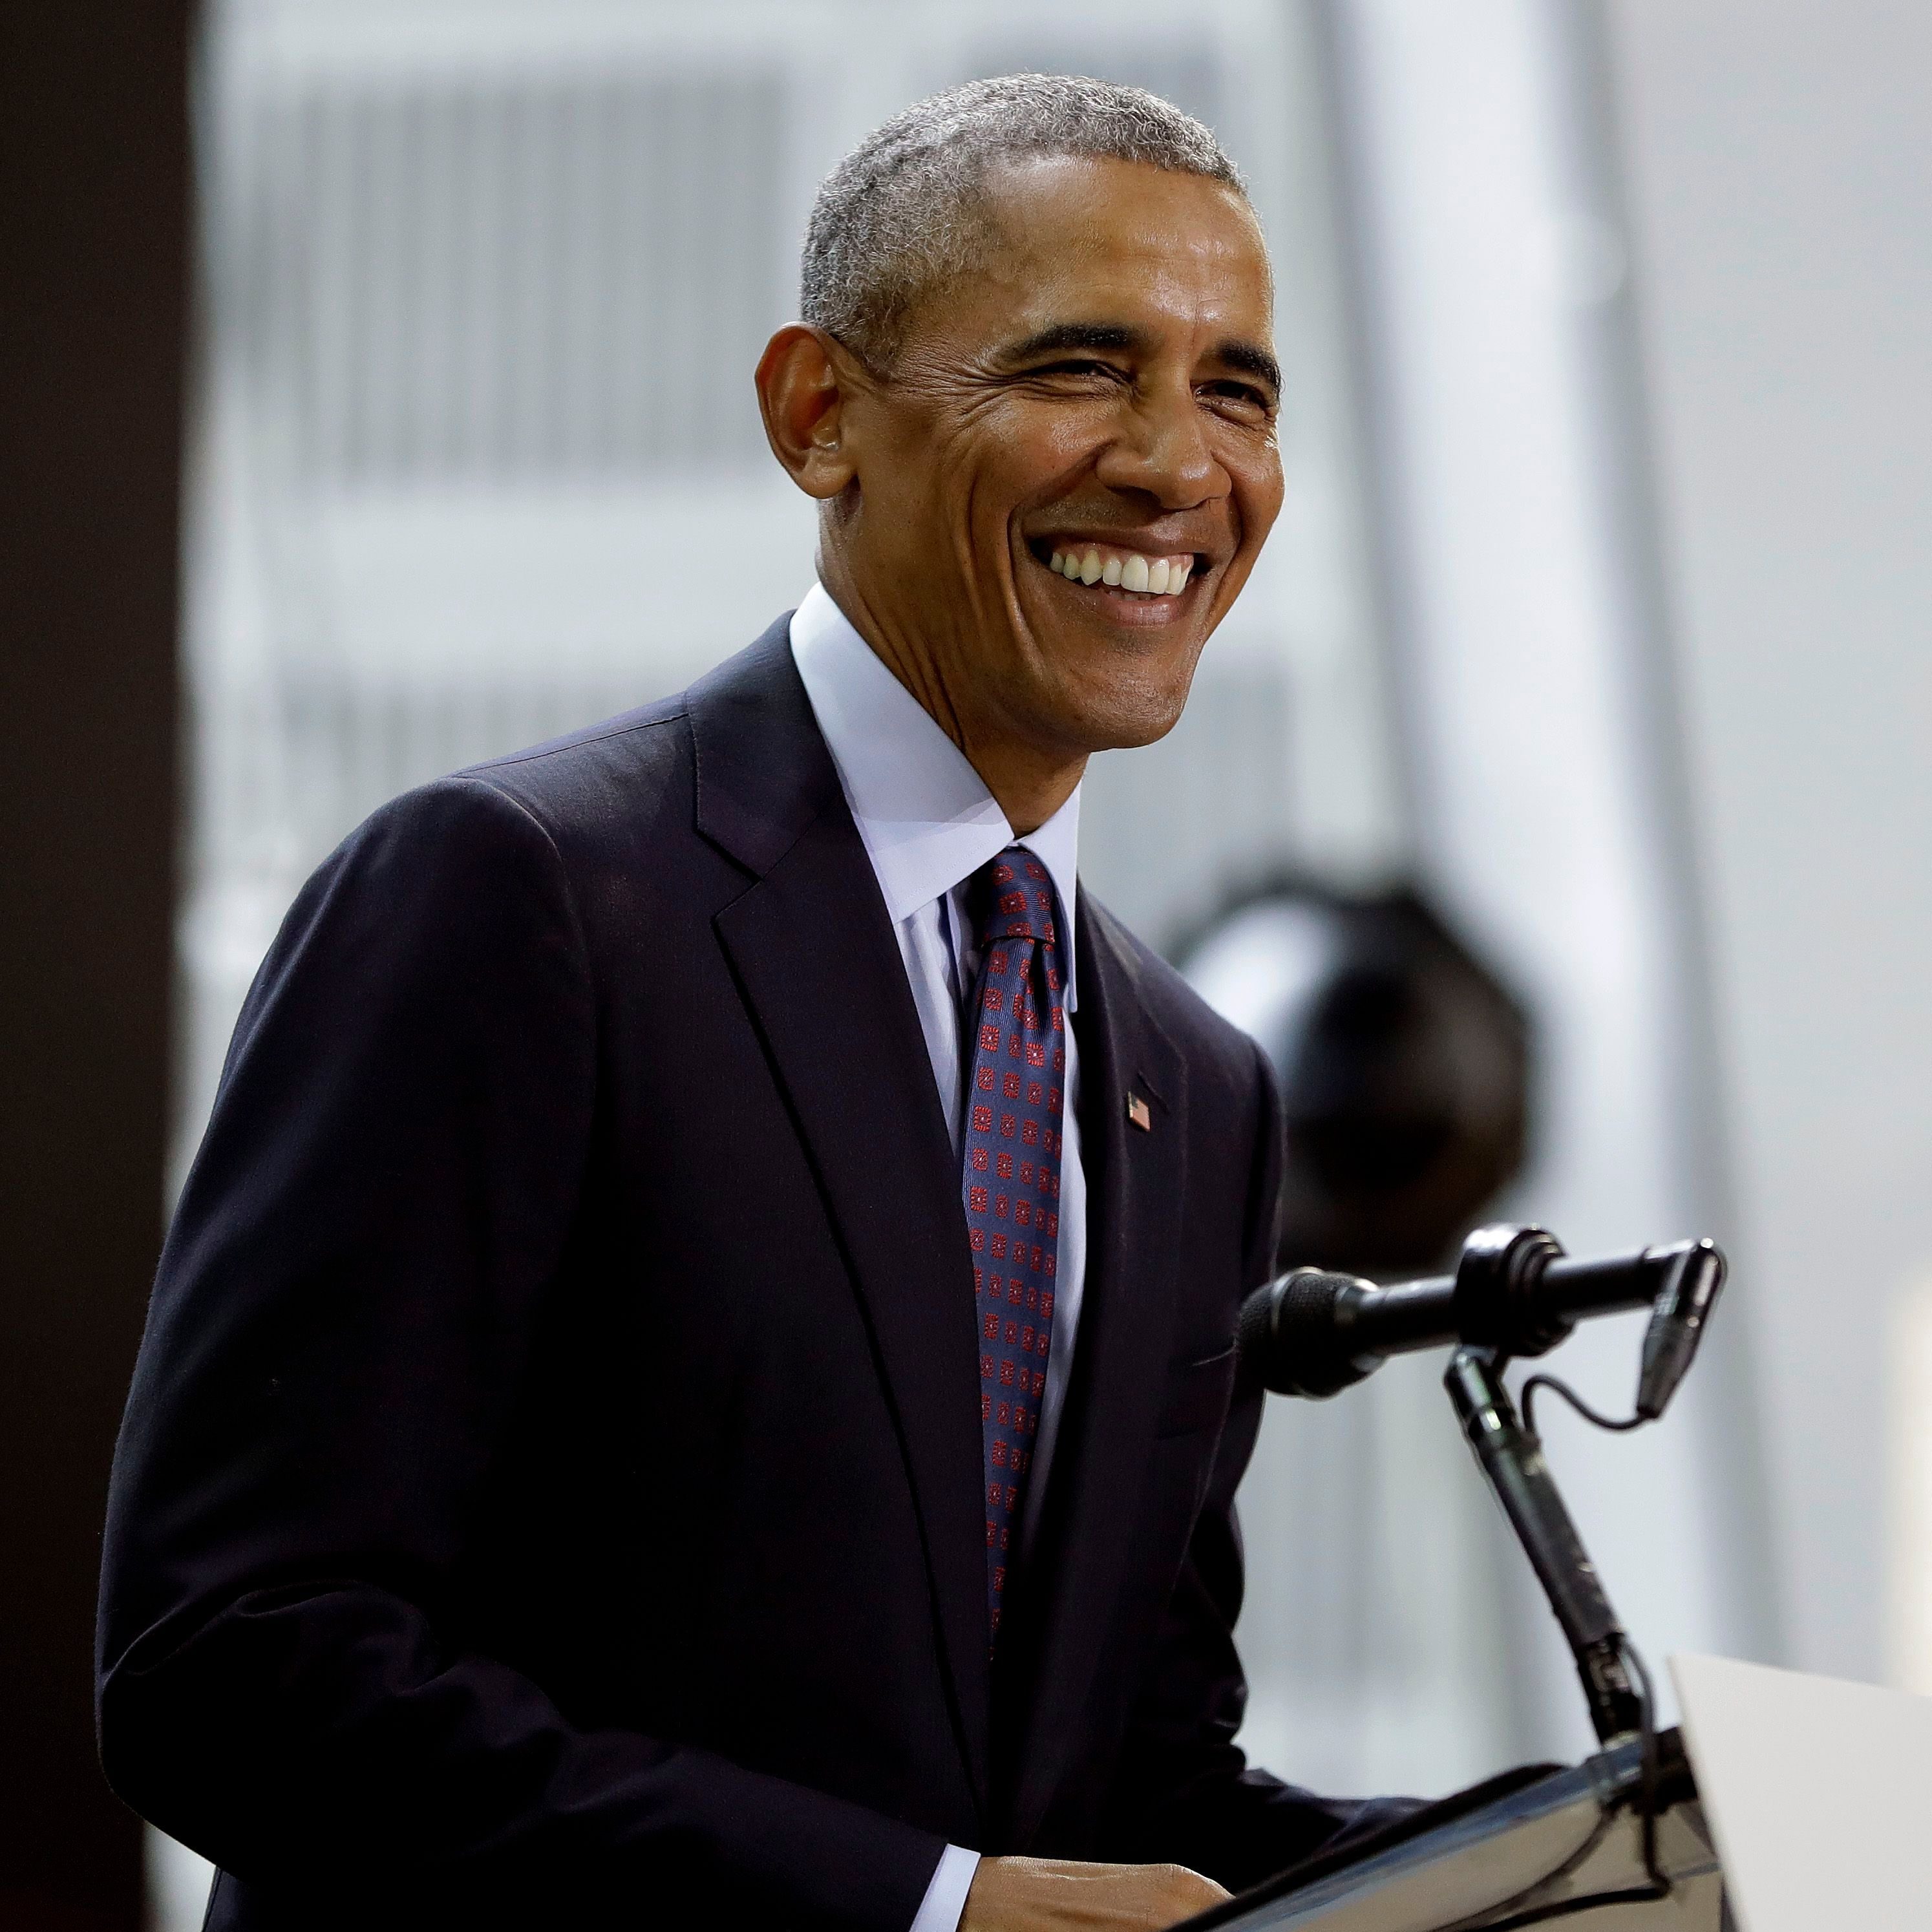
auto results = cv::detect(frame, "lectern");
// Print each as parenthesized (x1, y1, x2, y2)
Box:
(1184, 1651, 1932, 1930)
(1192, 1731, 1723, 1930)
(1219, 1226, 1932, 1930)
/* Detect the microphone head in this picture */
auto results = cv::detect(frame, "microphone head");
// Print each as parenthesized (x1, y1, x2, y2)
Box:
(1238, 1268, 1379, 1399)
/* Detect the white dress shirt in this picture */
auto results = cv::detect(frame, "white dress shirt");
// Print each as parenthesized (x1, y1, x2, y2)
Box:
(789, 580, 1088, 1931)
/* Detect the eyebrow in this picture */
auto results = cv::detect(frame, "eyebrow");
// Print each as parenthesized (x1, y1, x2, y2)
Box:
(997, 321, 1281, 396)
(1001, 322, 1143, 360)
(1216, 339, 1283, 394)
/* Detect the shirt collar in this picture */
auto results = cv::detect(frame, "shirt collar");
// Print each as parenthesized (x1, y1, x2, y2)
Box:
(789, 580, 1081, 1003)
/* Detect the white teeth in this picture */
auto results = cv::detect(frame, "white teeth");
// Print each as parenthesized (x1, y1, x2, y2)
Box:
(1043, 546, 1196, 595)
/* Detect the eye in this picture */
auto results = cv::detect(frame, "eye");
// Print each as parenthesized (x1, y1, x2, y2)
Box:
(1023, 358, 1129, 387)
(1200, 379, 1276, 420)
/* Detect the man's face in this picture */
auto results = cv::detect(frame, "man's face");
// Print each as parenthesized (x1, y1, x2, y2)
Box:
(836, 154, 1283, 761)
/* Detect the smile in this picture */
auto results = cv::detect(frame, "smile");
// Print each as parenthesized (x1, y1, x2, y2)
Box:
(1034, 541, 1197, 598)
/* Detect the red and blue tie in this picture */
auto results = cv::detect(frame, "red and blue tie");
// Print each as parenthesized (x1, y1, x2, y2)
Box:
(961, 846, 1068, 1652)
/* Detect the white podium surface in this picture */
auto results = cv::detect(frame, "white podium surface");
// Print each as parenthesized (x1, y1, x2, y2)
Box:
(1672, 1653, 1932, 1931)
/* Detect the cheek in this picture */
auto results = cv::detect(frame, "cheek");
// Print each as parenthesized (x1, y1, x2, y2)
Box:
(961, 409, 1106, 520)
(1228, 444, 1286, 545)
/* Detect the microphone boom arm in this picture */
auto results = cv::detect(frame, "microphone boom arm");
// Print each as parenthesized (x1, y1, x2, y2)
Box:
(1445, 1347, 1644, 1745)
(1237, 1224, 1725, 1404)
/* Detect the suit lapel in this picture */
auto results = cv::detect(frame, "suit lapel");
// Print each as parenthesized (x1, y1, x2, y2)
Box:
(1005, 897, 1189, 1844)
(690, 624, 992, 1815)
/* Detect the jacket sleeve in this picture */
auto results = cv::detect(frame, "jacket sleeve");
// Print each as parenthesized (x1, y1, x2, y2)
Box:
(96, 777, 944, 1931)
(1096, 1040, 1417, 1893)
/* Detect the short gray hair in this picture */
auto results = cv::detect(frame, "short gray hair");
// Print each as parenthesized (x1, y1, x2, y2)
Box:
(801, 74, 1249, 371)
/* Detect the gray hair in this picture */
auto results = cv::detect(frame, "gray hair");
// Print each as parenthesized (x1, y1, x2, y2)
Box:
(801, 74, 1249, 371)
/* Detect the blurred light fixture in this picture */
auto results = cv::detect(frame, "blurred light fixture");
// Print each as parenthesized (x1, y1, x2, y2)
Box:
(1178, 880, 1531, 1277)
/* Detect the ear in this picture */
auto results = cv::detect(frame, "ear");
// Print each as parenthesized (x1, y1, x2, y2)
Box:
(756, 325, 865, 500)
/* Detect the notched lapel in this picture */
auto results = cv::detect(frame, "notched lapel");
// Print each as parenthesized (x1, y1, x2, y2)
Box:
(1006, 898, 1188, 1843)
(694, 632, 993, 1813)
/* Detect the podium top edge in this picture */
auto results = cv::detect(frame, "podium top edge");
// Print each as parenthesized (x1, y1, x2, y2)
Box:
(1184, 1730, 1693, 1932)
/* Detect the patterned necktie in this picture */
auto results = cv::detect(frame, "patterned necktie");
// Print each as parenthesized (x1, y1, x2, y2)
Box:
(961, 845, 1068, 1653)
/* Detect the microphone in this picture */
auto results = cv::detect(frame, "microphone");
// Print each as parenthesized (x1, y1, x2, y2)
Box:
(1235, 1218, 1732, 1753)
(1238, 1224, 1726, 1401)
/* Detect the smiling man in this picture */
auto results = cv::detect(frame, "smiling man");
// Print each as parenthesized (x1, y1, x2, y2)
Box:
(99, 76, 1403, 1932)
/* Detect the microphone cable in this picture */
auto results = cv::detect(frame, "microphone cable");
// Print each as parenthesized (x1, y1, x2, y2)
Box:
(1518, 1372, 1645, 1441)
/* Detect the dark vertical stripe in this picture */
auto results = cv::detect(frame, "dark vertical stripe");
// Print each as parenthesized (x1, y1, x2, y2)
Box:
(0, 5, 190, 1925)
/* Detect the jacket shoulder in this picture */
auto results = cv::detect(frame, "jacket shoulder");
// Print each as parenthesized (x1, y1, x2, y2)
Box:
(451, 692, 694, 847)
(440, 613, 804, 862)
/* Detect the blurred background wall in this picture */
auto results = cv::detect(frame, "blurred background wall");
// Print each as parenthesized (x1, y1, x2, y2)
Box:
(8, 3, 1931, 1927)
(1603, 0, 1932, 1697)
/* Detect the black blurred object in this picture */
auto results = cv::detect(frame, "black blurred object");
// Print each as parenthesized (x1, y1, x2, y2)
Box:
(1174, 880, 1530, 1276)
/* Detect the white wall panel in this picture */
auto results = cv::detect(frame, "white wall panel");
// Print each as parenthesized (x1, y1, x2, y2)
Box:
(1606, 0, 1932, 1688)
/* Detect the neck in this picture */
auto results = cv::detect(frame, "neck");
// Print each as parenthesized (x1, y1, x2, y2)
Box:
(817, 556, 1087, 835)
(957, 743, 1085, 837)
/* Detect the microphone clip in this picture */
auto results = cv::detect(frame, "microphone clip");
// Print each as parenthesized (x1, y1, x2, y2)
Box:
(1450, 1222, 1574, 1359)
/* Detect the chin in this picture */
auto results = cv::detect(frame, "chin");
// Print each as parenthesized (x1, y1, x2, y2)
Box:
(1096, 708, 1188, 752)
(1056, 677, 1195, 755)
(1088, 652, 1204, 750)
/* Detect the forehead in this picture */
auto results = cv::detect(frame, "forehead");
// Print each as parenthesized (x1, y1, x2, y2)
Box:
(962, 154, 1273, 348)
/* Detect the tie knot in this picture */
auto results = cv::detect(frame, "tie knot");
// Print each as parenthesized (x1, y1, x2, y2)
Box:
(971, 846, 1059, 950)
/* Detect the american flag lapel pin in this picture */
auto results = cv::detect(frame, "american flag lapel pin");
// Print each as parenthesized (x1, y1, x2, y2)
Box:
(1125, 1091, 1152, 1133)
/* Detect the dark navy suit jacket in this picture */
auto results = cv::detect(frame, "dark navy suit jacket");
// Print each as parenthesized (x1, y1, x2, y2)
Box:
(98, 621, 1380, 1928)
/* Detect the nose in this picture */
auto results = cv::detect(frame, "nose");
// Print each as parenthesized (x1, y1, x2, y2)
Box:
(1092, 376, 1229, 511)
